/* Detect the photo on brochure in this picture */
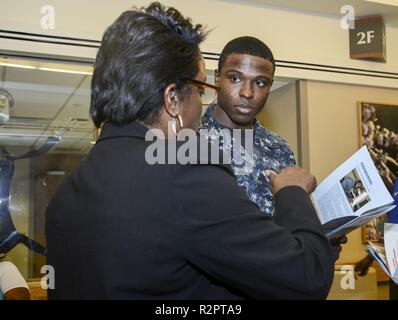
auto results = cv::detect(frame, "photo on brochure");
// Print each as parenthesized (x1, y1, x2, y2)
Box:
(339, 169, 371, 213)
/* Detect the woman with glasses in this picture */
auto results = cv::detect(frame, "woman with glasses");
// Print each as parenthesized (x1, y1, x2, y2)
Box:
(45, 2, 334, 299)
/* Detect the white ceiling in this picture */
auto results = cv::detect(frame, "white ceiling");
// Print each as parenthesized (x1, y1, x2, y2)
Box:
(0, 63, 94, 154)
(233, 0, 398, 25)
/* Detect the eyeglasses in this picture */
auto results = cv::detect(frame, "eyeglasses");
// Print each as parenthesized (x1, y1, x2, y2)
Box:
(184, 79, 219, 106)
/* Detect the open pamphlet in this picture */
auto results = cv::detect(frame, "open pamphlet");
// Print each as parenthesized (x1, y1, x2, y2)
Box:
(367, 223, 398, 284)
(311, 145, 395, 239)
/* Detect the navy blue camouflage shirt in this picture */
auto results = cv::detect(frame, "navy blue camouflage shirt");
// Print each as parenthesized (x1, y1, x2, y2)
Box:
(200, 104, 296, 215)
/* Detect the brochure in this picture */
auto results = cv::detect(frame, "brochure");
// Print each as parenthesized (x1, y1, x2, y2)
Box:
(367, 223, 398, 284)
(311, 145, 395, 239)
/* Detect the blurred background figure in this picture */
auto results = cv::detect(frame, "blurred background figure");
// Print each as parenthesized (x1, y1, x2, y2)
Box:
(0, 260, 30, 300)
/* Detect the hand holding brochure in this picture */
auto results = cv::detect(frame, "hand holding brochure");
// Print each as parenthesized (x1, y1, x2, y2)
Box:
(367, 223, 398, 284)
(311, 146, 395, 239)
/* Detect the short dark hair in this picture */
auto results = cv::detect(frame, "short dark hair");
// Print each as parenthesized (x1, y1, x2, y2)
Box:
(90, 2, 206, 127)
(218, 36, 275, 73)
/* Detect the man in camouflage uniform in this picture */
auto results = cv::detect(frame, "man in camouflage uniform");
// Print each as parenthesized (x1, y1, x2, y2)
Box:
(201, 36, 295, 215)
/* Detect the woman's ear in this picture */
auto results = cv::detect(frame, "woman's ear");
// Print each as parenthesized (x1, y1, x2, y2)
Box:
(164, 83, 181, 118)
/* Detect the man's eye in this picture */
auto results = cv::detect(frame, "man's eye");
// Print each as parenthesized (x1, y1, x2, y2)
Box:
(255, 79, 266, 87)
(198, 87, 205, 96)
(231, 75, 240, 83)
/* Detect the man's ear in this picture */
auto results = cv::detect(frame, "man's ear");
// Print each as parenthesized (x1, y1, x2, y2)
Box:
(214, 69, 220, 86)
(164, 83, 180, 117)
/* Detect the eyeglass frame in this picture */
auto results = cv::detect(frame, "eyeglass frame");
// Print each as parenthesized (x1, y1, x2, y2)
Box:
(183, 78, 219, 105)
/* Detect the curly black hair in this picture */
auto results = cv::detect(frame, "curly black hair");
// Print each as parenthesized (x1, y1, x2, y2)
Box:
(218, 36, 275, 74)
(90, 2, 207, 127)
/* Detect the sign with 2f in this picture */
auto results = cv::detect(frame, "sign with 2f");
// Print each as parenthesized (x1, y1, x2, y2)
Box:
(357, 30, 375, 45)
(349, 16, 386, 63)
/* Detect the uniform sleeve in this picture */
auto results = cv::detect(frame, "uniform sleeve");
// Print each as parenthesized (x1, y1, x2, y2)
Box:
(173, 163, 334, 299)
(280, 139, 296, 167)
(287, 147, 296, 166)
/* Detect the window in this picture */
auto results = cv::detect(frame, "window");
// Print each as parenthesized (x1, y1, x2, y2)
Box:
(0, 55, 94, 279)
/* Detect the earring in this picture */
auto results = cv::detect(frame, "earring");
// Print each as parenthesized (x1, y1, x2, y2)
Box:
(177, 114, 184, 128)
(171, 117, 177, 135)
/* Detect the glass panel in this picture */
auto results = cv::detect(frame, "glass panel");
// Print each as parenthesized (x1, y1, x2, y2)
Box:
(0, 55, 94, 279)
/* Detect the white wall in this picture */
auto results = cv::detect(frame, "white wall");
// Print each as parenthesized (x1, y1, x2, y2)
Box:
(257, 82, 299, 161)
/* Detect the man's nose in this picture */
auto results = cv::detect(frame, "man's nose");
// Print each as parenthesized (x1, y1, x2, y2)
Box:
(239, 82, 254, 100)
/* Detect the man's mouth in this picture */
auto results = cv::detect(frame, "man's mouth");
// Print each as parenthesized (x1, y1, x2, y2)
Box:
(235, 104, 253, 114)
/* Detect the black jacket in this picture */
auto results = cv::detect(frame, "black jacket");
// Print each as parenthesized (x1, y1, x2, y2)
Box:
(45, 122, 334, 299)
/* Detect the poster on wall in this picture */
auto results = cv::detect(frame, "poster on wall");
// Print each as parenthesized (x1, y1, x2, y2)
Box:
(359, 102, 398, 243)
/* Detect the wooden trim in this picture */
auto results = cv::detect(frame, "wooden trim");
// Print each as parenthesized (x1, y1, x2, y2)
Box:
(350, 52, 386, 63)
(358, 102, 364, 149)
(296, 80, 310, 170)
(372, 262, 390, 282)
(355, 15, 384, 24)
(351, 52, 384, 59)
(27, 281, 47, 300)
